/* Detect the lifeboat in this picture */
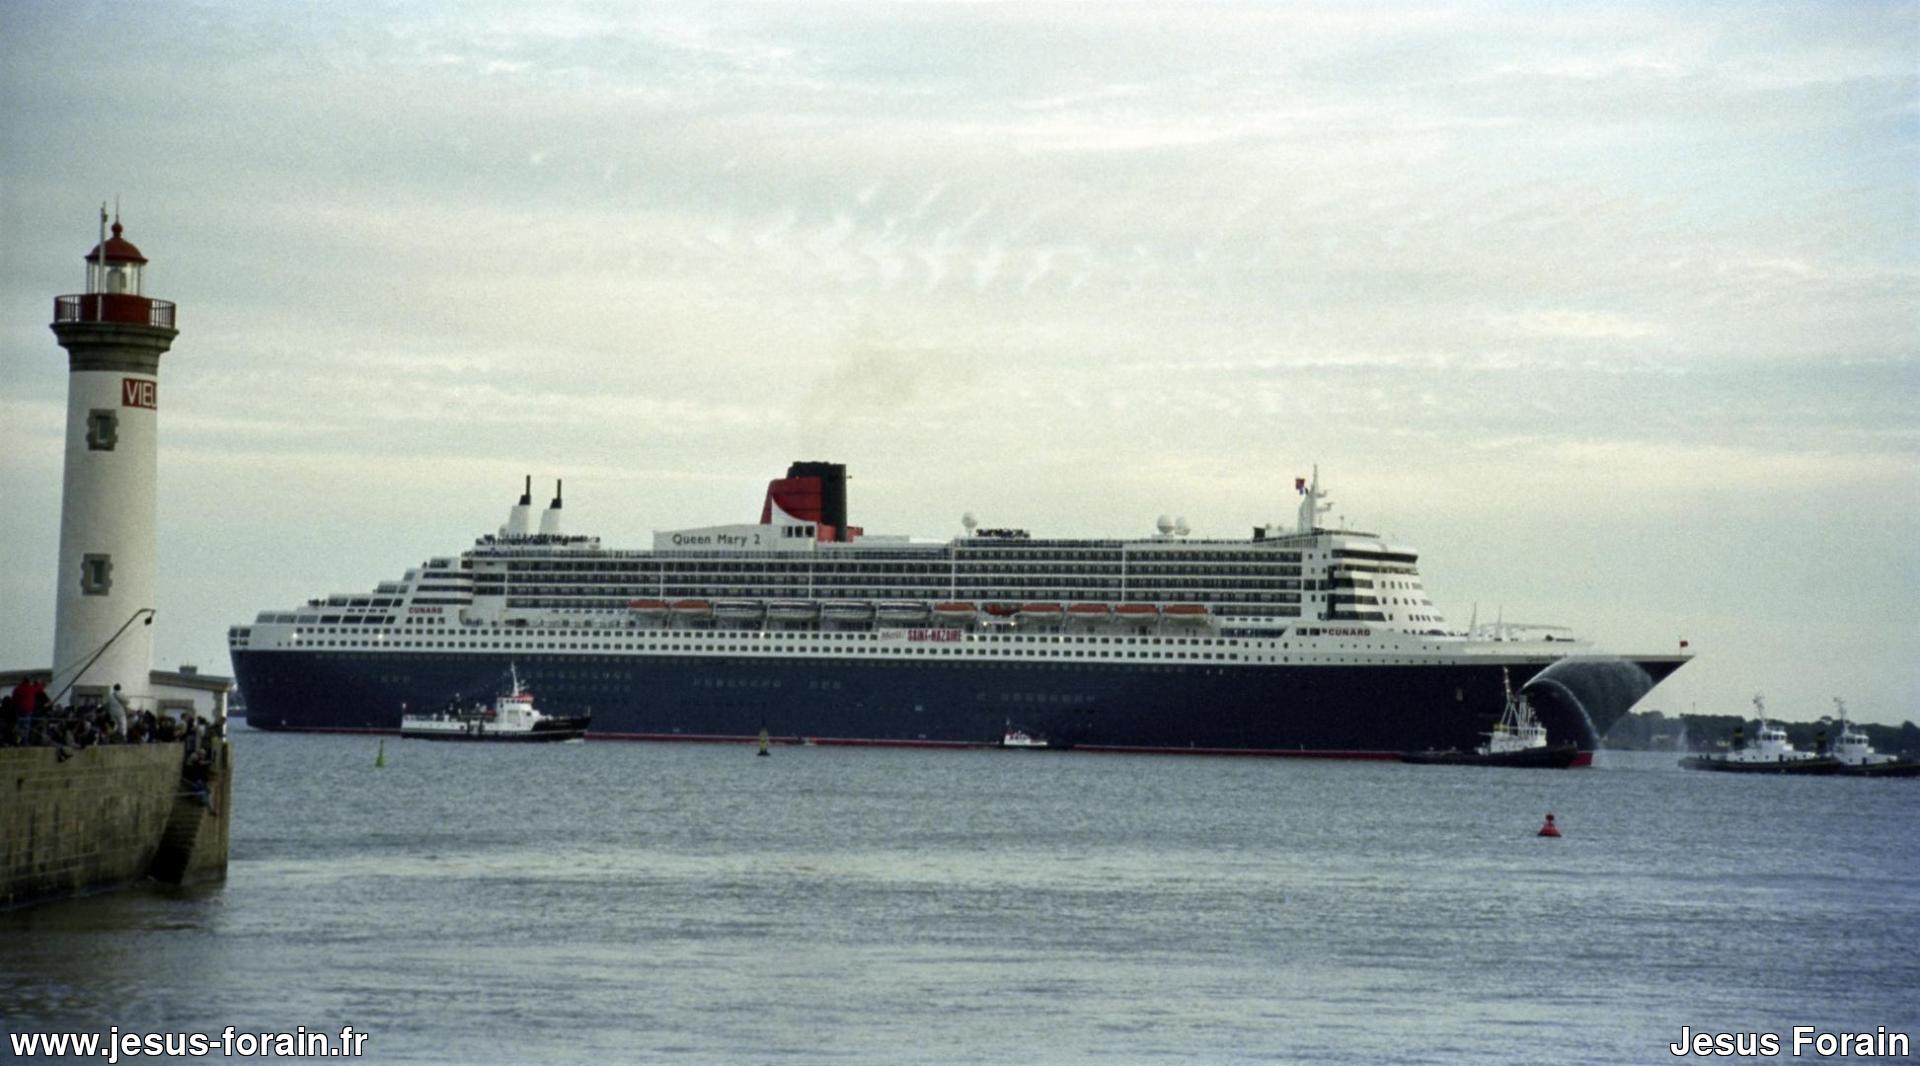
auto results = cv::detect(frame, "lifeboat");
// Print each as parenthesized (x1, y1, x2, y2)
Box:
(877, 601, 932, 624)
(1018, 603, 1065, 625)
(670, 598, 713, 619)
(627, 598, 669, 617)
(1162, 604, 1210, 624)
(933, 601, 978, 621)
(1113, 604, 1159, 624)
(1067, 603, 1111, 623)
(982, 603, 1020, 618)
(714, 599, 766, 622)
(822, 601, 876, 623)
(767, 600, 820, 623)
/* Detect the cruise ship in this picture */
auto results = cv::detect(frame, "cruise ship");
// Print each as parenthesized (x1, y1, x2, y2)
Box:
(230, 462, 1688, 757)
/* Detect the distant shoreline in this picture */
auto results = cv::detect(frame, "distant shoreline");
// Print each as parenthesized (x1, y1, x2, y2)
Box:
(1606, 710, 1918, 755)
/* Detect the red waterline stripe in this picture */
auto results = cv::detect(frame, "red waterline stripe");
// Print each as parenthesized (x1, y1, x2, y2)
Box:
(589, 731, 979, 750)
(1075, 744, 1405, 760)
(247, 725, 1598, 764)
(246, 725, 399, 736)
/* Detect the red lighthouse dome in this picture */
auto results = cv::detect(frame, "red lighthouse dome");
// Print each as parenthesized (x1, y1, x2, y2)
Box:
(84, 221, 149, 267)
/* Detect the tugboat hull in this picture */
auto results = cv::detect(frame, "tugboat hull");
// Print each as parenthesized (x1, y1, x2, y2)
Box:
(400, 716, 591, 742)
(1677, 755, 1842, 775)
(1402, 743, 1584, 769)
(1836, 760, 1920, 778)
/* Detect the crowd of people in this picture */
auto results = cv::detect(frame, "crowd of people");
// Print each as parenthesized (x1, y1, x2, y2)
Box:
(5, 676, 222, 746)
(3, 677, 225, 807)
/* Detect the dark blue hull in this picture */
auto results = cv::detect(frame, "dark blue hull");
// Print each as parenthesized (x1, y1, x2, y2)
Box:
(233, 650, 1684, 755)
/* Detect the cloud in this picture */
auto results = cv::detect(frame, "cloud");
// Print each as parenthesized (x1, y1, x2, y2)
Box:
(1485, 309, 1667, 342)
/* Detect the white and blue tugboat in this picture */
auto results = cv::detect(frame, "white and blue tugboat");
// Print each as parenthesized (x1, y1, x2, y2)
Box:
(1828, 699, 1920, 778)
(1679, 696, 1839, 774)
(1402, 668, 1583, 768)
(400, 667, 589, 742)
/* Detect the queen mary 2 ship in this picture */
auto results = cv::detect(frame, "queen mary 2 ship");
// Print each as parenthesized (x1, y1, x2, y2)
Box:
(229, 462, 1687, 758)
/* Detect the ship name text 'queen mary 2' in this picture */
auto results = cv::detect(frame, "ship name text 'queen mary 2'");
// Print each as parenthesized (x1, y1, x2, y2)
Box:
(229, 462, 1687, 758)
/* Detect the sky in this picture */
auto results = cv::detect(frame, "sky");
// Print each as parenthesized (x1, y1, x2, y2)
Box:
(2, 1, 1915, 724)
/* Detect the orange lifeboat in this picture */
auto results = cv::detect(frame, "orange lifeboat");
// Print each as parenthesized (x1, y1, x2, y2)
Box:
(933, 601, 978, 619)
(627, 598, 669, 615)
(1114, 604, 1159, 623)
(671, 598, 713, 618)
(1162, 604, 1209, 624)
(1067, 603, 1111, 622)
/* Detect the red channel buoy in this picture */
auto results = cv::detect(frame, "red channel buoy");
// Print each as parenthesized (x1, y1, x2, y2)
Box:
(1538, 813, 1561, 838)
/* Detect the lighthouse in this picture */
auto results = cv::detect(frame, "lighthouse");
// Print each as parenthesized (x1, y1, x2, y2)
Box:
(46, 211, 178, 706)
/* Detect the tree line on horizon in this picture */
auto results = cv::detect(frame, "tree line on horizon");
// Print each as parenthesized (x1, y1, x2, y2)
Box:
(1604, 709, 1920, 756)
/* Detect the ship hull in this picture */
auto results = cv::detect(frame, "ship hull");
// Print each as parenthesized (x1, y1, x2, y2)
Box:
(234, 650, 1684, 756)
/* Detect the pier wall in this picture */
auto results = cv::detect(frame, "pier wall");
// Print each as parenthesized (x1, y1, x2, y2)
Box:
(1, 740, 230, 909)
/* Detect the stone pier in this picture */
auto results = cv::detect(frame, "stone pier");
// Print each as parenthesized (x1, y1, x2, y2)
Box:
(1, 739, 231, 909)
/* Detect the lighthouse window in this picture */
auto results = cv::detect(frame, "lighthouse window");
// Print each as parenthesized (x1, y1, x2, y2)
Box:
(80, 553, 112, 595)
(86, 409, 118, 451)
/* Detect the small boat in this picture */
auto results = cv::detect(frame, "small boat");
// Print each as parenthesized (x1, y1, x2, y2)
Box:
(1018, 603, 1064, 625)
(822, 601, 875, 623)
(877, 601, 932, 624)
(1067, 603, 1111, 623)
(670, 598, 713, 620)
(1403, 669, 1582, 768)
(1828, 699, 1920, 777)
(982, 603, 1020, 619)
(933, 601, 977, 621)
(1162, 604, 1209, 624)
(1679, 696, 1841, 774)
(1113, 603, 1158, 626)
(714, 599, 766, 622)
(767, 600, 820, 623)
(999, 721, 1055, 749)
(400, 667, 590, 742)
(626, 598, 669, 618)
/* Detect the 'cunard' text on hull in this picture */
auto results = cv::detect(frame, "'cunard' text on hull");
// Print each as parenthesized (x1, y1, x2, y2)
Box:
(229, 463, 1687, 756)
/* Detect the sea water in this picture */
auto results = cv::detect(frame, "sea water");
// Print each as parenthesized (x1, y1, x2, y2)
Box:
(4, 733, 1917, 1064)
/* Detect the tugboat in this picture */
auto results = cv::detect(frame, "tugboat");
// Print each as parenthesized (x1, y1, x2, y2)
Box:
(1678, 696, 1839, 774)
(400, 667, 590, 742)
(1828, 699, 1920, 778)
(1402, 669, 1582, 768)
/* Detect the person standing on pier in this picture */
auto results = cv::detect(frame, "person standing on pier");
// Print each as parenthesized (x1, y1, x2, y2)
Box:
(105, 683, 129, 737)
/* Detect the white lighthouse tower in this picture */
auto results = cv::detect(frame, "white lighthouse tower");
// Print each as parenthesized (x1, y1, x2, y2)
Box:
(46, 212, 178, 706)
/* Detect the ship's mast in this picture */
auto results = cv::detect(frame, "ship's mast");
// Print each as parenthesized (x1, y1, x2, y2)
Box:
(1296, 465, 1331, 534)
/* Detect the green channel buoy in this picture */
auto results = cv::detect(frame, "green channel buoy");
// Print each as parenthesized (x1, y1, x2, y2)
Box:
(375, 738, 386, 768)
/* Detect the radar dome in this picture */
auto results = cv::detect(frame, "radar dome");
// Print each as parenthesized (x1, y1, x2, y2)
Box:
(1174, 516, 1190, 536)
(1155, 514, 1174, 535)
(962, 512, 977, 530)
